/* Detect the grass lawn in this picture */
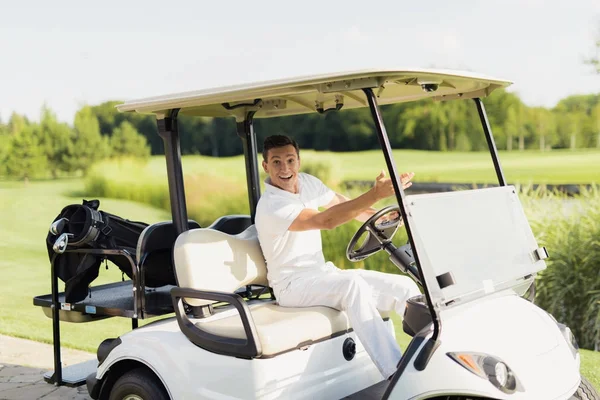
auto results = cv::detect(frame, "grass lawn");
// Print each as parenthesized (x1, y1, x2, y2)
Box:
(93, 149, 600, 189)
(324, 148, 600, 184)
(0, 179, 170, 353)
(0, 178, 598, 391)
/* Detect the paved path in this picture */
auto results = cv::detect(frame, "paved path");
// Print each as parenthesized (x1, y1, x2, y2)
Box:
(0, 335, 94, 400)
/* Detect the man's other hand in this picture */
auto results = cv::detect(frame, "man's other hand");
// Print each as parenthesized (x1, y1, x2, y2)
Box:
(373, 170, 395, 200)
(400, 172, 415, 190)
(373, 170, 415, 201)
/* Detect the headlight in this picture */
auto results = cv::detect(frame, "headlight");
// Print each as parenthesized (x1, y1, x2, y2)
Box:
(494, 362, 508, 387)
(546, 312, 579, 359)
(447, 352, 522, 394)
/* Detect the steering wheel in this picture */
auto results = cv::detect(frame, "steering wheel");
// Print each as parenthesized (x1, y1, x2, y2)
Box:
(346, 205, 402, 262)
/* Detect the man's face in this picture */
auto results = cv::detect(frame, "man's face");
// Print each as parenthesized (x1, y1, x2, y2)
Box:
(262, 145, 300, 193)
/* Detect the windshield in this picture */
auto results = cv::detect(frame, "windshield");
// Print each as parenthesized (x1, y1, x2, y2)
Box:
(406, 186, 546, 310)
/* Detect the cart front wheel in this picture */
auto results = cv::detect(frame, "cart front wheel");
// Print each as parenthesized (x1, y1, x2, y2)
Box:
(571, 376, 600, 400)
(109, 367, 169, 400)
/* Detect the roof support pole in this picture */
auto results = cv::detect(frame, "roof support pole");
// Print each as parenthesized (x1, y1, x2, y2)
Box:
(157, 109, 189, 236)
(236, 111, 261, 223)
(474, 98, 507, 186)
(362, 88, 441, 345)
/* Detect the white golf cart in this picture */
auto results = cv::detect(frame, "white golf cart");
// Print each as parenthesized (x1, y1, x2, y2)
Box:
(35, 69, 598, 400)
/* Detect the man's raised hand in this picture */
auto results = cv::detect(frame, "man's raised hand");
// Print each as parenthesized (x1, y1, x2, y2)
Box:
(372, 170, 415, 201)
(372, 170, 395, 200)
(400, 172, 415, 190)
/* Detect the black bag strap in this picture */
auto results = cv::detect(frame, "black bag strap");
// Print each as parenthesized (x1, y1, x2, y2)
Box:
(82, 199, 100, 210)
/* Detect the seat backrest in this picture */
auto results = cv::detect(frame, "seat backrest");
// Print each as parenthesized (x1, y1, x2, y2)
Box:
(207, 215, 252, 235)
(136, 220, 201, 287)
(173, 225, 268, 306)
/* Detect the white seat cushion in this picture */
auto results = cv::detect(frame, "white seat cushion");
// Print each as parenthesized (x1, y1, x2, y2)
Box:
(196, 302, 389, 356)
(174, 225, 391, 356)
(174, 226, 269, 306)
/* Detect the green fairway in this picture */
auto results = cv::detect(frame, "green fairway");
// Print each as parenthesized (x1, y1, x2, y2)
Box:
(0, 179, 170, 352)
(327, 149, 600, 184)
(93, 149, 600, 187)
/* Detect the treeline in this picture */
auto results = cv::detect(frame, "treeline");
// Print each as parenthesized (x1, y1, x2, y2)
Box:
(1, 89, 600, 179)
(0, 106, 150, 180)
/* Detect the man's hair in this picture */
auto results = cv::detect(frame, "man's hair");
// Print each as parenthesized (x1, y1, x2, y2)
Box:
(262, 135, 300, 161)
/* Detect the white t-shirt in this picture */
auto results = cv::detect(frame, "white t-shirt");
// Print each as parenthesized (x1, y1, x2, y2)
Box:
(255, 173, 336, 290)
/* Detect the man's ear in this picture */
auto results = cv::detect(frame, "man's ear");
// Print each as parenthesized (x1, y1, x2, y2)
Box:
(262, 160, 268, 172)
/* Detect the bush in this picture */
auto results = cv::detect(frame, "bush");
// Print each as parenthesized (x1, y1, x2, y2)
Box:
(300, 157, 340, 188)
(185, 174, 249, 227)
(525, 186, 600, 350)
(85, 159, 170, 209)
(84, 159, 249, 227)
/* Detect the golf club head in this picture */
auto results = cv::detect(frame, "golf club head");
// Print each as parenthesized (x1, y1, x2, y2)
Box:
(53, 232, 70, 254)
(50, 218, 68, 235)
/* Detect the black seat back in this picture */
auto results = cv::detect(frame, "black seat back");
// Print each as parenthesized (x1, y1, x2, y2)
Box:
(138, 216, 252, 288)
(207, 215, 252, 235)
(137, 220, 201, 287)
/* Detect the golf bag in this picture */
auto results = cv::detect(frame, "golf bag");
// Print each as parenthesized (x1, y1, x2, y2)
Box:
(46, 199, 149, 302)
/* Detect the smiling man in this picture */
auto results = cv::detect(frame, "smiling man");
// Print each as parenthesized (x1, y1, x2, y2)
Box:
(255, 134, 420, 380)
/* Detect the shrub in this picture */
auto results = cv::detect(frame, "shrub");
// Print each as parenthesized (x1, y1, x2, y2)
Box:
(300, 157, 340, 188)
(526, 186, 600, 350)
(84, 159, 170, 209)
(184, 174, 249, 227)
(84, 159, 249, 227)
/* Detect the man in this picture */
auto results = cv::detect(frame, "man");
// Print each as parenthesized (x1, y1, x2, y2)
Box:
(255, 134, 420, 380)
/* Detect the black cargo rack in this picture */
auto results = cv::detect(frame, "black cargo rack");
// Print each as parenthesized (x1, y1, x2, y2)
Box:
(33, 281, 175, 321)
(32, 248, 176, 387)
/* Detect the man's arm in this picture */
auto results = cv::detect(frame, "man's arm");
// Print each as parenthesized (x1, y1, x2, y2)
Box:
(321, 171, 415, 223)
(325, 192, 376, 223)
(289, 186, 382, 231)
(289, 170, 401, 232)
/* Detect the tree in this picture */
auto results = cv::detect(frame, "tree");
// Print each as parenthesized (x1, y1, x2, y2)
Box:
(4, 125, 48, 180)
(110, 121, 151, 158)
(0, 136, 9, 177)
(90, 101, 160, 154)
(531, 107, 557, 151)
(504, 106, 519, 151)
(514, 104, 529, 151)
(442, 100, 469, 151)
(591, 104, 600, 148)
(0, 119, 8, 176)
(66, 106, 109, 174)
(556, 112, 585, 150)
(8, 112, 28, 135)
(38, 106, 73, 177)
(484, 89, 524, 151)
(585, 26, 600, 74)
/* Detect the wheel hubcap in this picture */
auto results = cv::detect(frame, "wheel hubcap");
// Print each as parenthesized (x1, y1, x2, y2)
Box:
(122, 395, 144, 400)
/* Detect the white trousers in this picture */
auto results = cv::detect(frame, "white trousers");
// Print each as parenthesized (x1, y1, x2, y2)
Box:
(274, 264, 421, 379)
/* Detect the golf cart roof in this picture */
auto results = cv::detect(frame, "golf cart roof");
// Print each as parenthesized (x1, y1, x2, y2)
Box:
(117, 68, 512, 119)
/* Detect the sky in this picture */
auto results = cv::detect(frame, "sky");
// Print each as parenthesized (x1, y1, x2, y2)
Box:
(1, 0, 600, 124)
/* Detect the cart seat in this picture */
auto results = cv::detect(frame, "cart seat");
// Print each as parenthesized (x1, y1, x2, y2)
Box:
(198, 302, 355, 356)
(173, 225, 389, 356)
